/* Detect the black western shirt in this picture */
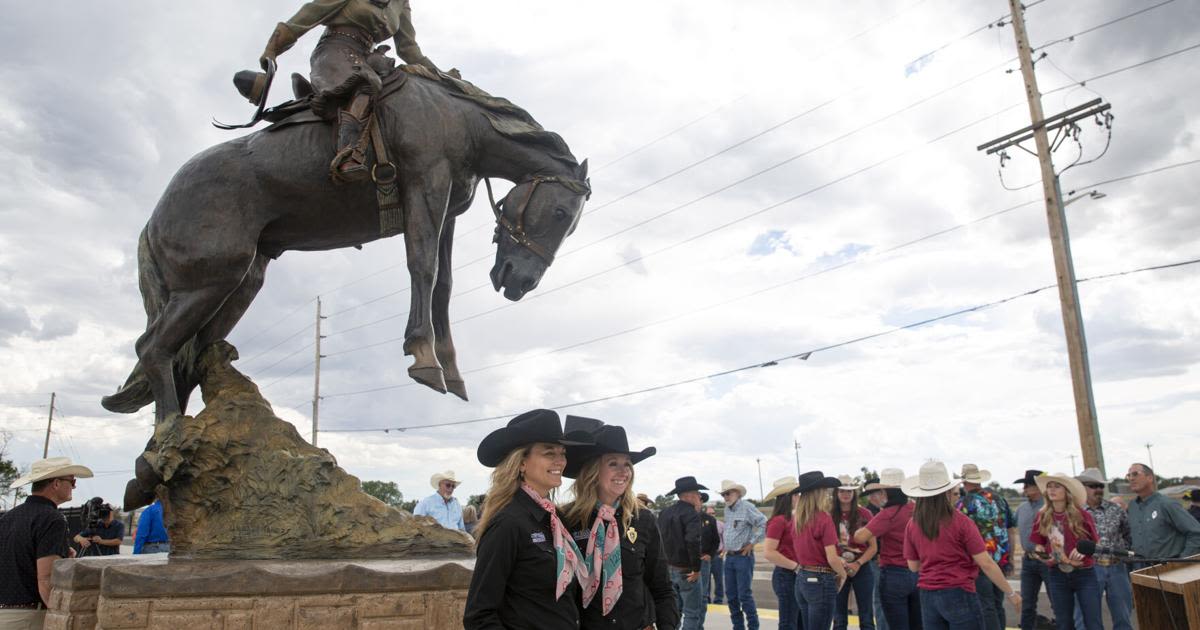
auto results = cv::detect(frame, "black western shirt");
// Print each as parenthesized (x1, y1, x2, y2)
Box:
(79, 519, 126, 556)
(464, 490, 581, 629)
(700, 512, 720, 558)
(0, 495, 70, 606)
(566, 506, 680, 630)
(658, 501, 702, 572)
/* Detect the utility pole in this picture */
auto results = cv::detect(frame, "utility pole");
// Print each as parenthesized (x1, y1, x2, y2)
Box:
(793, 440, 801, 478)
(42, 392, 56, 458)
(977, 0, 1111, 477)
(1069, 454, 1077, 476)
(1145, 443, 1155, 472)
(311, 299, 325, 447)
(756, 458, 764, 502)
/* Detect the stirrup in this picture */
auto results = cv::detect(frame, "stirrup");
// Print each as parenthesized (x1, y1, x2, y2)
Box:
(331, 147, 369, 184)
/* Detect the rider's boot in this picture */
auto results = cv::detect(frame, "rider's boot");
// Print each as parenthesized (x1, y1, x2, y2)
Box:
(330, 92, 372, 184)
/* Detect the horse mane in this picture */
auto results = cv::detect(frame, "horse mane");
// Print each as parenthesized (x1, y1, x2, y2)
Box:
(402, 67, 580, 172)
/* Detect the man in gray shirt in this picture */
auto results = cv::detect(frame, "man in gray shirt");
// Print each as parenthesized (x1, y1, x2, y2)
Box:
(1013, 469, 1047, 630)
(1126, 463, 1200, 559)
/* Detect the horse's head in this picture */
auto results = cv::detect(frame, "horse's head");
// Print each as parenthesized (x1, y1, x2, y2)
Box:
(489, 160, 589, 301)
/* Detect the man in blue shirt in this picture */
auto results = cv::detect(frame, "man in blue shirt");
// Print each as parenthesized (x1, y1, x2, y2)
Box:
(413, 471, 464, 530)
(134, 500, 170, 554)
(720, 479, 767, 630)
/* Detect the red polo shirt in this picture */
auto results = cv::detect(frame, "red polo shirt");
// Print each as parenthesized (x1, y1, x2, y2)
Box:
(866, 502, 915, 568)
(792, 511, 838, 566)
(766, 515, 798, 562)
(903, 510, 986, 591)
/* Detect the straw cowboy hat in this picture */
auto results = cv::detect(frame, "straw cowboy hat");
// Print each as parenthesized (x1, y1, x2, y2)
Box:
(719, 480, 748, 499)
(476, 409, 594, 467)
(1036, 472, 1087, 510)
(764, 476, 800, 501)
(902, 461, 959, 498)
(1075, 468, 1106, 486)
(837, 475, 860, 491)
(10, 457, 94, 488)
(955, 464, 991, 484)
(865, 468, 905, 491)
(430, 471, 460, 490)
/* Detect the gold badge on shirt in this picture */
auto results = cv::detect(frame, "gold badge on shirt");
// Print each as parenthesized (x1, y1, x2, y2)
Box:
(626, 526, 638, 544)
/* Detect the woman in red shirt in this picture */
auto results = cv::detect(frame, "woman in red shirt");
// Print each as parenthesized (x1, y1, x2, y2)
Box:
(791, 471, 849, 630)
(901, 461, 1020, 630)
(854, 468, 921, 630)
(1028, 473, 1101, 630)
(763, 477, 802, 630)
(832, 475, 878, 630)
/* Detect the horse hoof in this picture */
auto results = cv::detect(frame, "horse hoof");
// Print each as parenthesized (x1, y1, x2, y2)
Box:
(123, 479, 156, 512)
(409, 366, 447, 393)
(445, 379, 468, 401)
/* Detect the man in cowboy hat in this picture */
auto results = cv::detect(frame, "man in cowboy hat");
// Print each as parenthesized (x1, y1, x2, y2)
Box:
(0, 457, 93, 628)
(1075, 467, 1132, 630)
(954, 464, 1015, 630)
(413, 470, 465, 530)
(719, 479, 767, 630)
(1125, 462, 1200, 560)
(1011, 469, 1049, 630)
(659, 476, 708, 630)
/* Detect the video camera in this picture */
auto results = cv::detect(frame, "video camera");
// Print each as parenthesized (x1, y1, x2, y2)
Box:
(82, 496, 112, 530)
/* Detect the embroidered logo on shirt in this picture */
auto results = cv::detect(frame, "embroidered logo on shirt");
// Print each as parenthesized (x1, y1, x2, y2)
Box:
(1151, 510, 1158, 519)
(531, 531, 547, 543)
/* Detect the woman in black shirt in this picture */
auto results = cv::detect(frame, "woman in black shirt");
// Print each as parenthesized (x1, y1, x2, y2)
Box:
(464, 409, 595, 629)
(560, 416, 678, 629)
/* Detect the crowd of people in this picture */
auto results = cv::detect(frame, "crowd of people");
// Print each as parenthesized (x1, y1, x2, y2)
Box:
(4, 411, 1200, 630)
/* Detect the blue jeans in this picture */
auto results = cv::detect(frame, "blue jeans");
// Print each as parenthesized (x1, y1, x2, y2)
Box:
(699, 558, 711, 626)
(974, 571, 1004, 630)
(1045, 567, 1101, 630)
(670, 566, 705, 630)
(725, 552, 759, 630)
(796, 570, 838, 630)
(873, 560, 888, 630)
(1020, 560, 1050, 630)
(878, 566, 921, 630)
(835, 560, 876, 630)
(139, 541, 170, 554)
(772, 567, 802, 630)
(919, 587, 985, 630)
(710, 553, 726, 603)
(1073, 563, 1133, 630)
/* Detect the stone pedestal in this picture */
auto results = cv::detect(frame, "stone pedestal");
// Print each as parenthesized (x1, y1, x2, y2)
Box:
(45, 555, 474, 630)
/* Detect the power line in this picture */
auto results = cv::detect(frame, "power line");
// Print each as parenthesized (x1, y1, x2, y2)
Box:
(235, 297, 316, 347)
(321, 255, 1200, 433)
(239, 320, 320, 366)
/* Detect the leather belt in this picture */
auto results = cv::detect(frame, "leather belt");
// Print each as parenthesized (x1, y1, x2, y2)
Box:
(799, 565, 835, 574)
(1095, 557, 1118, 567)
(0, 603, 42, 609)
(322, 26, 375, 50)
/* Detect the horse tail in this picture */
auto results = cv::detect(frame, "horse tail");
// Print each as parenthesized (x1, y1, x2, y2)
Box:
(101, 228, 164, 413)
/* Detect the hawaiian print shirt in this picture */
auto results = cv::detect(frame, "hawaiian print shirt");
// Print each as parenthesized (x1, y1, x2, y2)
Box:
(1085, 499, 1131, 559)
(957, 488, 1015, 570)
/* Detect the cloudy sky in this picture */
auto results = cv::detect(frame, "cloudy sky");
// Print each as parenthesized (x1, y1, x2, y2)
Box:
(2, 0, 1198, 510)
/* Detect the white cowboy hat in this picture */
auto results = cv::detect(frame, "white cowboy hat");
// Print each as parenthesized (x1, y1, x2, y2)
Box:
(10, 457, 94, 488)
(837, 475, 860, 491)
(1036, 472, 1087, 510)
(865, 468, 905, 491)
(901, 461, 959, 498)
(955, 464, 992, 484)
(430, 470, 460, 490)
(719, 479, 748, 499)
(763, 476, 799, 501)
(1075, 467, 1105, 486)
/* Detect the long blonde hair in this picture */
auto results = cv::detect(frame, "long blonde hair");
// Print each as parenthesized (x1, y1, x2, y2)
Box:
(474, 445, 532, 539)
(794, 489, 831, 533)
(564, 455, 639, 531)
(1037, 491, 1090, 539)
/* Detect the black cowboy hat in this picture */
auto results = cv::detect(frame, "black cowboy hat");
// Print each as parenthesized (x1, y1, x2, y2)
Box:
(477, 409, 593, 467)
(700, 492, 710, 503)
(1013, 469, 1044, 486)
(666, 476, 708, 496)
(562, 415, 657, 479)
(790, 470, 841, 495)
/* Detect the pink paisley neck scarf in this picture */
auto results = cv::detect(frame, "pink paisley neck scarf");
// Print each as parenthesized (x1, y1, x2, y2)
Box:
(582, 501, 624, 614)
(521, 484, 591, 600)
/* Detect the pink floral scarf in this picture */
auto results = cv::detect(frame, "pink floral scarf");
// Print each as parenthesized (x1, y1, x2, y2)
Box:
(521, 484, 591, 599)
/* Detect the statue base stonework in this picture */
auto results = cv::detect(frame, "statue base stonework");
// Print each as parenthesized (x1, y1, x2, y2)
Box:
(139, 341, 472, 559)
(45, 555, 474, 630)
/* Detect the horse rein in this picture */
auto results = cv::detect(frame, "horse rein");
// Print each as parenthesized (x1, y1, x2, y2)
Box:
(484, 175, 590, 265)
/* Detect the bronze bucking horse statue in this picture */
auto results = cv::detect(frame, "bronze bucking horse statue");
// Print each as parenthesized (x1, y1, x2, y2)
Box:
(101, 69, 589, 508)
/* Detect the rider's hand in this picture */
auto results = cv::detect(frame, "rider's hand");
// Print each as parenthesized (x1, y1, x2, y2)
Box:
(686, 571, 700, 583)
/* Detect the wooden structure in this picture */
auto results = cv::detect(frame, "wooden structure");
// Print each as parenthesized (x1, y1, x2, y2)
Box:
(1131, 556, 1200, 629)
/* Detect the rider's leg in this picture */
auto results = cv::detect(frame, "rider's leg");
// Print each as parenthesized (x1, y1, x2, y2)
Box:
(331, 91, 373, 183)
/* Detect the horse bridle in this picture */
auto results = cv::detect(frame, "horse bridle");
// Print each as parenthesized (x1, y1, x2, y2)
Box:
(484, 175, 591, 265)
